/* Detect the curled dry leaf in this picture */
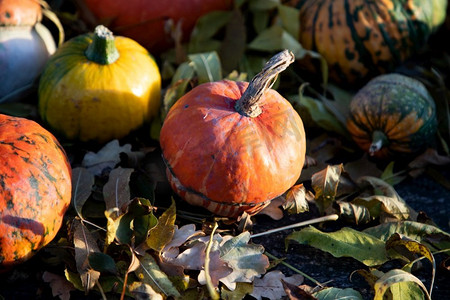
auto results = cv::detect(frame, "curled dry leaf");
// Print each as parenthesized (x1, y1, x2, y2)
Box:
(311, 164, 343, 214)
(71, 167, 95, 219)
(283, 184, 310, 215)
(73, 220, 101, 292)
(42, 271, 75, 300)
(103, 167, 134, 213)
(408, 148, 450, 178)
(355, 176, 417, 222)
(198, 248, 233, 288)
(81, 139, 132, 176)
(250, 270, 304, 300)
(129, 282, 163, 300)
(281, 279, 317, 300)
(259, 196, 285, 220)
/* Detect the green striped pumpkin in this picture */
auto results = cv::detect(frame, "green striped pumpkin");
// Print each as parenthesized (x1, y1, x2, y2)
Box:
(346, 73, 437, 159)
(287, 0, 447, 85)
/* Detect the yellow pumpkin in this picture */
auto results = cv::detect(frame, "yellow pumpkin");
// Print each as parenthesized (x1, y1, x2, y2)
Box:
(38, 25, 161, 143)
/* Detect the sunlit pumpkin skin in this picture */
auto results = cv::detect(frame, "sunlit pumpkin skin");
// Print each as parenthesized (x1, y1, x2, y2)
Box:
(0, 114, 72, 270)
(285, 0, 447, 85)
(79, 0, 233, 54)
(346, 73, 437, 159)
(0, 0, 56, 101)
(38, 25, 161, 143)
(160, 51, 306, 217)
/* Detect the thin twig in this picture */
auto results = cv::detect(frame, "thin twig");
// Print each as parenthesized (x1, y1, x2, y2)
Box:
(265, 252, 323, 287)
(205, 222, 220, 300)
(250, 214, 339, 238)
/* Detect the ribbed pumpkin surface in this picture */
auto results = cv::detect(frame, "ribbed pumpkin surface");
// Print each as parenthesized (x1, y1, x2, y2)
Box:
(160, 80, 306, 217)
(0, 114, 72, 269)
(287, 0, 447, 84)
(346, 73, 437, 159)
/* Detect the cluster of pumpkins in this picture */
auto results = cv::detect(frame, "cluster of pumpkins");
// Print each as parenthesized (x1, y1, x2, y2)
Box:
(0, 0, 446, 270)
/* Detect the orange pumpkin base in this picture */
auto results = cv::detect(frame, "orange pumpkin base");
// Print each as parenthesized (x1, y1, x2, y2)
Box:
(165, 166, 271, 218)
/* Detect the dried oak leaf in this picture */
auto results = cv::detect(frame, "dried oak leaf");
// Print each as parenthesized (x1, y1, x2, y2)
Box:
(250, 270, 304, 300)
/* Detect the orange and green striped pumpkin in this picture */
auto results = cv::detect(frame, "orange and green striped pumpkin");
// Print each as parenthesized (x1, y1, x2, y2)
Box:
(286, 0, 447, 85)
(346, 73, 437, 159)
(0, 114, 72, 270)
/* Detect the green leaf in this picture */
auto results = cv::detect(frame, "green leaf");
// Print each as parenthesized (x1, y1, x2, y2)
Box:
(188, 52, 222, 84)
(64, 269, 83, 291)
(161, 78, 191, 119)
(286, 226, 388, 267)
(311, 164, 343, 214)
(221, 282, 254, 300)
(135, 252, 181, 298)
(373, 269, 430, 300)
(252, 10, 271, 34)
(381, 162, 407, 186)
(320, 84, 354, 125)
(249, 0, 280, 10)
(248, 25, 300, 53)
(389, 281, 426, 300)
(88, 252, 117, 274)
(104, 208, 134, 246)
(277, 4, 300, 39)
(297, 95, 349, 137)
(129, 198, 158, 247)
(146, 200, 177, 253)
(190, 11, 233, 45)
(363, 221, 450, 251)
(313, 287, 364, 300)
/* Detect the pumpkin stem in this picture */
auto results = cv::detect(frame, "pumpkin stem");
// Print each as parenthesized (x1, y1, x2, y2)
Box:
(235, 49, 295, 118)
(85, 25, 119, 65)
(369, 130, 389, 156)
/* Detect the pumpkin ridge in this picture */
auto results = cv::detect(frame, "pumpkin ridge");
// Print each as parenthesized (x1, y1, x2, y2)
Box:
(164, 156, 273, 208)
(345, 1, 377, 76)
(310, 0, 324, 53)
(371, 3, 402, 65)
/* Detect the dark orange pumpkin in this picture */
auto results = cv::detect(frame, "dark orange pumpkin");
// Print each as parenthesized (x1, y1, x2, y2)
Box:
(78, 0, 233, 53)
(0, 114, 72, 270)
(160, 50, 306, 218)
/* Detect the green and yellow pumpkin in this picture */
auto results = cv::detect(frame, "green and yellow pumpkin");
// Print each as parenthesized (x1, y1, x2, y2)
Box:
(346, 73, 437, 159)
(38, 25, 161, 143)
(286, 0, 447, 85)
(0, 114, 72, 270)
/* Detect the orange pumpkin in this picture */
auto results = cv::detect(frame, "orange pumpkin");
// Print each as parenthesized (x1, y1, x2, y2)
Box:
(78, 0, 233, 53)
(160, 50, 306, 217)
(0, 114, 72, 270)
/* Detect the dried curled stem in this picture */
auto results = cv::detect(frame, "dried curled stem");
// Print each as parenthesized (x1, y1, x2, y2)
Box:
(235, 49, 295, 118)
